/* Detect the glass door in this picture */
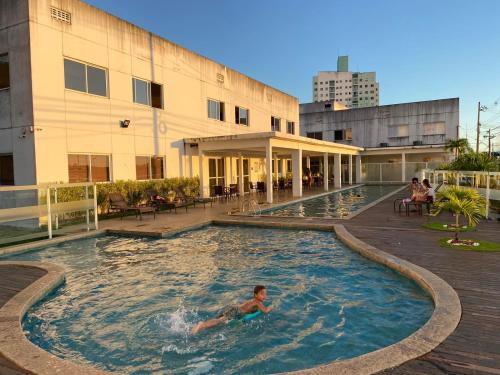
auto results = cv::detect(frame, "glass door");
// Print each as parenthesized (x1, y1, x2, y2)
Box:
(236, 159, 250, 193)
(208, 158, 225, 191)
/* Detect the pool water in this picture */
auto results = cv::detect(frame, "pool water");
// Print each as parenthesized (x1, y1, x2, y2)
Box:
(8, 226, 432, 374)
(266, 185, 400, 218)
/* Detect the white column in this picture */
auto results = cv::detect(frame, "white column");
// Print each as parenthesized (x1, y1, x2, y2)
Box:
(198, 151, 207, 198)
(348, 154, 353, 185)
(355, 155, 362, 183)
(274, 155, 279, 183)
(280, 159, 287, 178)
(265, 141, 273, 204)
(292, 149, 303, 197)
(238, 154, 244, 196)
(323, 153, 329, 191)
(401, 153, 406, 182)
(334, 153, 341, 189)
(229, 156, 233, 184)
(306, 155, 311, 169)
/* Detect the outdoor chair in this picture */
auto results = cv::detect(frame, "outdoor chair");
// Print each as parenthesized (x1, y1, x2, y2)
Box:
(175, 187, 213, 208)
(249, 182, 257, 194)
(212, 185, 225, 200)
(109, 192, 155, 220)
(256, 182, 266, 194)
(229, 184, 239, 199)
(146, 190, 178, 213)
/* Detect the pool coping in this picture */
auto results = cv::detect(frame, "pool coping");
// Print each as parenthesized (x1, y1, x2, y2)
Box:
(233, 184, 406, 221)
(0, 224, 461, 375)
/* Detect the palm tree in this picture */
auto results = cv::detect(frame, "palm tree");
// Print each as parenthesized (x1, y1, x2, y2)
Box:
(448, 151, 498, 172)
(445, 138, 471, 158)
(432, 186, 486, 240)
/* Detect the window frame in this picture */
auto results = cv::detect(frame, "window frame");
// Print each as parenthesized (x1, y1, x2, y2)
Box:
(67, 153, 111, 183)
(0, 53, 10, 91)
(286, 121, 295, 135)
(207, 99, 225, 121)
(235, 106, 249, 126)
(271, 116, 281, 132)
(135, 155, 165, 180)
(0, 153, 14, 185)
(63, 57, 108, 98)
(132, 77, 164, 109)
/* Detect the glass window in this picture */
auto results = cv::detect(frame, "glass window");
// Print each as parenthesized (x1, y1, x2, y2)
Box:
(64, 59, 86, 92)
(306, 132, 322, 140)
(133, 78, 149, 106)
(68, 154, 90, 183)
(0, 154, 14, 185)
(151, 156, 164, 179)
(90, 155, 110, 182)
(87, 65, 107, 96)
(235, 106, 249, 126)
(287, 121, 295, 135)
(345, 128, 352, 140)
(136, 156, 150, 180)
(0, 54, 10, 90)
(334, 130, 343, 141)
(151, 83, 163, 109)
(271, 116, 281, 131)
(208, 99, 224, 121)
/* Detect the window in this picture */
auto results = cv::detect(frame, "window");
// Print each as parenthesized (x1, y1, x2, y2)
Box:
(271, 116, 281, 131)
(388, 124, 409, 138)
(208, 158, 225, 188)
(0, 154, 14, 185)
(68, 154, 110, 182)
(64, 58, 107, 97)
(306, 131, 323, 140)
(423, 122, 445, 135)
(345, 128, 352, 140)
(132, 78, 163, 109)
(208, 99, 225, 121)
(287, 121, 295, 135)
(287, 159, 292, 172)
(136, 156, 165, 180)
(0, 54, 10, 90)
(235, 106, 249, 126)
(334, 130, 343, 141)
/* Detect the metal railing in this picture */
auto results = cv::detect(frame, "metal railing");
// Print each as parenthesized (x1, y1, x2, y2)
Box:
(0, 182, 98, 246)
(421, 169, 500, 219)
(361, 162, 442, 183)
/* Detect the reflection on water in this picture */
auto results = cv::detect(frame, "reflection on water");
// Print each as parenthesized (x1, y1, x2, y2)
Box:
(10, 226, 432, 374)
(268, 185, 400, 217)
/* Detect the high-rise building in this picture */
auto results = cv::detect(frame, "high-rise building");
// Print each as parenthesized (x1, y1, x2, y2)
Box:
(312, 56, 379, 108)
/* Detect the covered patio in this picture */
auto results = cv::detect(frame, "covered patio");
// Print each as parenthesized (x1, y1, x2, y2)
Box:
(185, 132, 363, 203)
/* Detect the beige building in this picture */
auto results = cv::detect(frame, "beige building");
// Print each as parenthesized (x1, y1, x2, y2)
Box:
(313, 56, 379, 108)
(0, 0, 366, 203)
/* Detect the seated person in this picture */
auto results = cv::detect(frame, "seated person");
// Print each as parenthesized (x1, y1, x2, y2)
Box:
(402, 177, 423, 205)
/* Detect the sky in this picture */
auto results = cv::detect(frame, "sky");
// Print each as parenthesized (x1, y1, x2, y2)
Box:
(85, 0, 500, 151)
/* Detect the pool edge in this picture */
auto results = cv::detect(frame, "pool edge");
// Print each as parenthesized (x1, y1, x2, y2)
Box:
(0, 224, 461, 375)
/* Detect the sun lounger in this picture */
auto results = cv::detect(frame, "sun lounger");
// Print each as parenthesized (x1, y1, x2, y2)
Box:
(109, 192, 155, 220)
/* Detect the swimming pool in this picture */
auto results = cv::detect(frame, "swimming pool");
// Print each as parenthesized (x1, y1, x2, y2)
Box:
(8, 225, 432, 374)
(265, 185, 401, 218)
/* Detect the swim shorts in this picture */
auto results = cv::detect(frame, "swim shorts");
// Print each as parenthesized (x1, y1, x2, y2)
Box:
(218, 305, 243, 320)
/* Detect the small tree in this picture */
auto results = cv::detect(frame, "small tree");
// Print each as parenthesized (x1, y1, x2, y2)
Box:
(432, 186, 486, 240)
(445, 138, 471, 158)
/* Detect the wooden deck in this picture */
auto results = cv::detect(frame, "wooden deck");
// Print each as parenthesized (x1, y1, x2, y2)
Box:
(0, 190, 499, 374)
(342, 195, 500, 375)
(0, 265, 46, 375)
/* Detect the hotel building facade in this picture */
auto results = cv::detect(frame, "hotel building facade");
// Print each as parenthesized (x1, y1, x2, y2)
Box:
(0, 0, 365, 203)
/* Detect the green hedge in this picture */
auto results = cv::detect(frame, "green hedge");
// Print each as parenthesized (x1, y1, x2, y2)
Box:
(53, 177, 200, 214)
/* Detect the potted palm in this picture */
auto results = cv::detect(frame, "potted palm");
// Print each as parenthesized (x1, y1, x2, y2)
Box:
(432, 186, 486, 245)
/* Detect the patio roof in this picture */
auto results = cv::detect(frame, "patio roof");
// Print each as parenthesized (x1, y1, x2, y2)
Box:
(184, 132, 363, 156)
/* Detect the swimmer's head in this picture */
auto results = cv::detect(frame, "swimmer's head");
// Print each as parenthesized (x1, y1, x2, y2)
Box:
(254, 285, 267, 301)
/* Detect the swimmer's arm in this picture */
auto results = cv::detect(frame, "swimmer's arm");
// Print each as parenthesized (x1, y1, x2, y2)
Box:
(256, 301, 273, 313)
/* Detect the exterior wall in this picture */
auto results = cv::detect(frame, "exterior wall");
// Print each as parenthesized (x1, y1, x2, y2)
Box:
(300, 98, 459, 149)
(26, 0, 299, 183)
(0, 0, 36, 185)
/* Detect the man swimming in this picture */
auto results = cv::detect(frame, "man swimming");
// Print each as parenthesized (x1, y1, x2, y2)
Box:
(191, 285, 273, 334)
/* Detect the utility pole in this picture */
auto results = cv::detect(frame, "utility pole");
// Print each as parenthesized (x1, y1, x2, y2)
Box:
(476, 102, 487, 153)
(484, 129, 496, 156)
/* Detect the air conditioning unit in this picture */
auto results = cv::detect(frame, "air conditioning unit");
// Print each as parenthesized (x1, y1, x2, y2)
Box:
(413, 140, 423, 146)
(380, 142, 389, 147)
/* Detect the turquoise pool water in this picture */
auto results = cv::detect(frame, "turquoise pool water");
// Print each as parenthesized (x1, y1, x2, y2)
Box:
(8, 226, 432, 374)
(265, 185, 400, 218)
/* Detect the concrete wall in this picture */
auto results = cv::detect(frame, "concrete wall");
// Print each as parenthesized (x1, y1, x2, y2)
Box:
(300, 98, 459, 149)
(0, 0, 36, 185)
(26, 0, 299, 183)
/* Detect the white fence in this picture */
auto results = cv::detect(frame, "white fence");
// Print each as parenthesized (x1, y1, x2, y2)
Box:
(0, 182, 98, 247)
(421, 169, 500, 219)
(361, 162, 442, 183)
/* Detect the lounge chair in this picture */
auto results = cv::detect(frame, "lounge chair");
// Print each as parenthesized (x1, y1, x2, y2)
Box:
(175, 187, 212, 208)
(109, 192, 155, 220)
(147, 190, 193, 213)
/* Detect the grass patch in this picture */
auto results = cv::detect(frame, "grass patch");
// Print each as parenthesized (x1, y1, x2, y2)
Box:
(423, 222, 476, 232)
(439, 238, 500, 252)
